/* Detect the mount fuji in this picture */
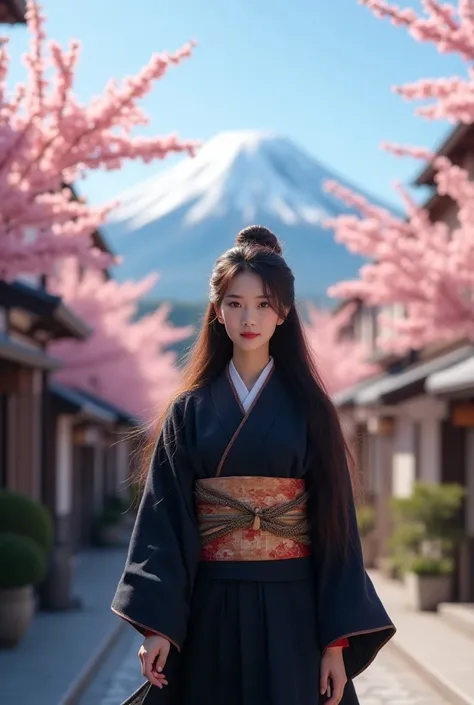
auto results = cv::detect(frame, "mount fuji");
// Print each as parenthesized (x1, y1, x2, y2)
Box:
(105, 130, 391, 302)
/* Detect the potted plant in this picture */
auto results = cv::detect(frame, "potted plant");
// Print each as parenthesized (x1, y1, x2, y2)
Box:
(390, 482, 465, 611)
(0, 533, 47, 647)
(0, 490, 53, 554)
(405, 556, 454, 611)
(0, 491, 54, 621)
(356, 504, 377, 568)
(388, 522, 425, 581)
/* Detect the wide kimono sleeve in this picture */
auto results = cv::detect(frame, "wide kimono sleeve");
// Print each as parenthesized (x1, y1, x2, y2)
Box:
(310, 464, 396, 680)
(111, 398, 200, 652)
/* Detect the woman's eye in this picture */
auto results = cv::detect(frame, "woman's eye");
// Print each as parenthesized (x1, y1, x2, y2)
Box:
(259, 301, 270, 308)
(228, 301, 240, 308)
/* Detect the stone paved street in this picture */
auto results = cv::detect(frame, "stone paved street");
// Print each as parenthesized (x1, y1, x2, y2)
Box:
(79, 631, 144, 705)
(80, 630, 450, 705)
(355, 650, 447, 704)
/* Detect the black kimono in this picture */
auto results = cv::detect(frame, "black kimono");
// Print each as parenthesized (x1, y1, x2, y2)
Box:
(112, 367, 395, 705)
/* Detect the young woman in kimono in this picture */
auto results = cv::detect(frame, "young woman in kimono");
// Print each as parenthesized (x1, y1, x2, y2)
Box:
(112, 225, 396, 705)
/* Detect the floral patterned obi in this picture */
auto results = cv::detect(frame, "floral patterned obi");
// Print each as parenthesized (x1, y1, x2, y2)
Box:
(195, 477, 312, 561)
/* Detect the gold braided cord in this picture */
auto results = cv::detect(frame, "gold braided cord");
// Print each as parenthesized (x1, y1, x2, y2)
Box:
(195, 482, 310, 545)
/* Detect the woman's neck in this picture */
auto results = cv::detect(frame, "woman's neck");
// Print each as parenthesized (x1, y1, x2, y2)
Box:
(232, 347, 271, 390)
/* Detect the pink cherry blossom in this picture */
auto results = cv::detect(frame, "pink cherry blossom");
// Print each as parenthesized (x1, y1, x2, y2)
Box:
(305, 303, 379, 395)
(325, 153, 474, 353)
(0, 1, 198, 281)
(361, 1, 474, 122)
(49, 261, 193, 422)
(323, 1, 474, 354)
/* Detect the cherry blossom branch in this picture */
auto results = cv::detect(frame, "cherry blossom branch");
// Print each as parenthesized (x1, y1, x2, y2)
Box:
(305, 302, 380, 394)
(362, 1, 474, 122)
(50, 263, 193, 420)
(324, 153, 474, 352)
(0, 1, 200, 281)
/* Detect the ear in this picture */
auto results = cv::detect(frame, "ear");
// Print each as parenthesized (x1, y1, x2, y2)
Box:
(214, 304, 224, 324)
(276, 308, 289, 326)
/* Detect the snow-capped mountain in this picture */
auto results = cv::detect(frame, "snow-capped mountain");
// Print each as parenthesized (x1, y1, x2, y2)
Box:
(105, 130, 389, 301)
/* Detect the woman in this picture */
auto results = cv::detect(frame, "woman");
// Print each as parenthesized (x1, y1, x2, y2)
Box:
(112, 226, 395, 705)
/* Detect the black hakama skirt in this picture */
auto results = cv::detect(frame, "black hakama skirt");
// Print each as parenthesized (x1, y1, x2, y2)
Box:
(139, 558, 359, 705)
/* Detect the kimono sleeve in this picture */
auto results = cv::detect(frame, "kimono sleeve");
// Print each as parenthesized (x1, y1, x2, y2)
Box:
(111, 398, 200, 652)
(311, 466, 396, 679)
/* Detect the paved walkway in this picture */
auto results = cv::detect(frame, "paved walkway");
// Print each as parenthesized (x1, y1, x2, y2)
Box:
(82, 628, 449, 705)
(0, 548, 128, 705)
(370, 570, 474, 705)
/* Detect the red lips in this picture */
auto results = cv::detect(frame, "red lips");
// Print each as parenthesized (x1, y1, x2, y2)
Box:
(240, 332, 260, 339)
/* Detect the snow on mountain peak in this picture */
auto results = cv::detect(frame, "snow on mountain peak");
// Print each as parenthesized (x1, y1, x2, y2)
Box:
(110, 130, 343, 229)
(201, 129, 280, 153)
(106, 130, 392, 301)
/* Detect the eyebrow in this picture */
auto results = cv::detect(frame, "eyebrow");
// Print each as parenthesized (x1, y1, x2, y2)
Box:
(225, 294, 269, 299)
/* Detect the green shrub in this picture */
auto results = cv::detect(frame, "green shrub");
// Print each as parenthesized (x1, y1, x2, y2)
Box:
(389, 523, 426, 554)
(0, 533, 47, 589)
(391, 483, 465, 543)
(410, 556, 454, 577)
(388, 482, 465, 578)
(356, 505, 376, 538)
(0, 491, 53, 554)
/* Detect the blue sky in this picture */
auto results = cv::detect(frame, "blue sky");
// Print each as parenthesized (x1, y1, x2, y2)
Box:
(5, 0, 466, 209)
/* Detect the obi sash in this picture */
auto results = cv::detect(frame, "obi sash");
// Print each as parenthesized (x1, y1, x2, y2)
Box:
(195, 476, 311, 561)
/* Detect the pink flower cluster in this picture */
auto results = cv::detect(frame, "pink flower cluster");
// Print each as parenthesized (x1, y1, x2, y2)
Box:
(324, 1, 474, 354)
(0, 1, 197, 281)
(362, 0, 474, 122)
(305, 303, 380, 394)
(325, 155, 474, 352)
(0, 1, 199, 419)
(50, 261, 193, 421)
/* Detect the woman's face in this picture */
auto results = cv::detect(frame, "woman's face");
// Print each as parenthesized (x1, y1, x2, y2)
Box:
(217, 271, 284, 353)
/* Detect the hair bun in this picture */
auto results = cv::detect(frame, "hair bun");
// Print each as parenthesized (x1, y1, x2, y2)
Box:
(235, 225, 283, 256)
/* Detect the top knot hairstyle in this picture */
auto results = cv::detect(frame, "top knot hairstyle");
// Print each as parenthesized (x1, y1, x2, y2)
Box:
(235, 224, 283, 256)
(140, 224, 355, 556)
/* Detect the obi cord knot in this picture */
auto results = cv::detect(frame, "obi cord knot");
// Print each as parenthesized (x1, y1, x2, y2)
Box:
(195, 482, 311, 545)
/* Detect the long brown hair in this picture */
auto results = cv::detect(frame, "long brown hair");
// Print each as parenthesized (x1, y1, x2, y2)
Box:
(141, 225, 354, 554)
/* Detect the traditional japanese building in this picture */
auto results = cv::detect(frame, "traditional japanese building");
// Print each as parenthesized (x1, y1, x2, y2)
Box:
(335, 123, 474, 601)
(0, 0, 26, 24)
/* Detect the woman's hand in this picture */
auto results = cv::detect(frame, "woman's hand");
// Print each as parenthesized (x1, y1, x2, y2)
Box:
(320, 646, 347, 704)
(138, 635, 170, 689)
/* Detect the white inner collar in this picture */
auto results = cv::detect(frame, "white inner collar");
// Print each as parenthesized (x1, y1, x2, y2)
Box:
(229, 358, 274, 412)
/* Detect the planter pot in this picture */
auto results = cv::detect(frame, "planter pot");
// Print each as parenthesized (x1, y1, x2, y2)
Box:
(0, 586, 35, 648)
(405, 571, 452, 611)
(361, 533, 378, 569)
(40, 545, 81, 611)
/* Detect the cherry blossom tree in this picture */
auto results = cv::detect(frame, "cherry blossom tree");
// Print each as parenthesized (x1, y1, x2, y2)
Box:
(324, 1, 474, 353)
(305, 302, 379, 395)
(0, 0, 197, 281)
(362, 0, 474, 123)
(49, 261, 193, 422)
